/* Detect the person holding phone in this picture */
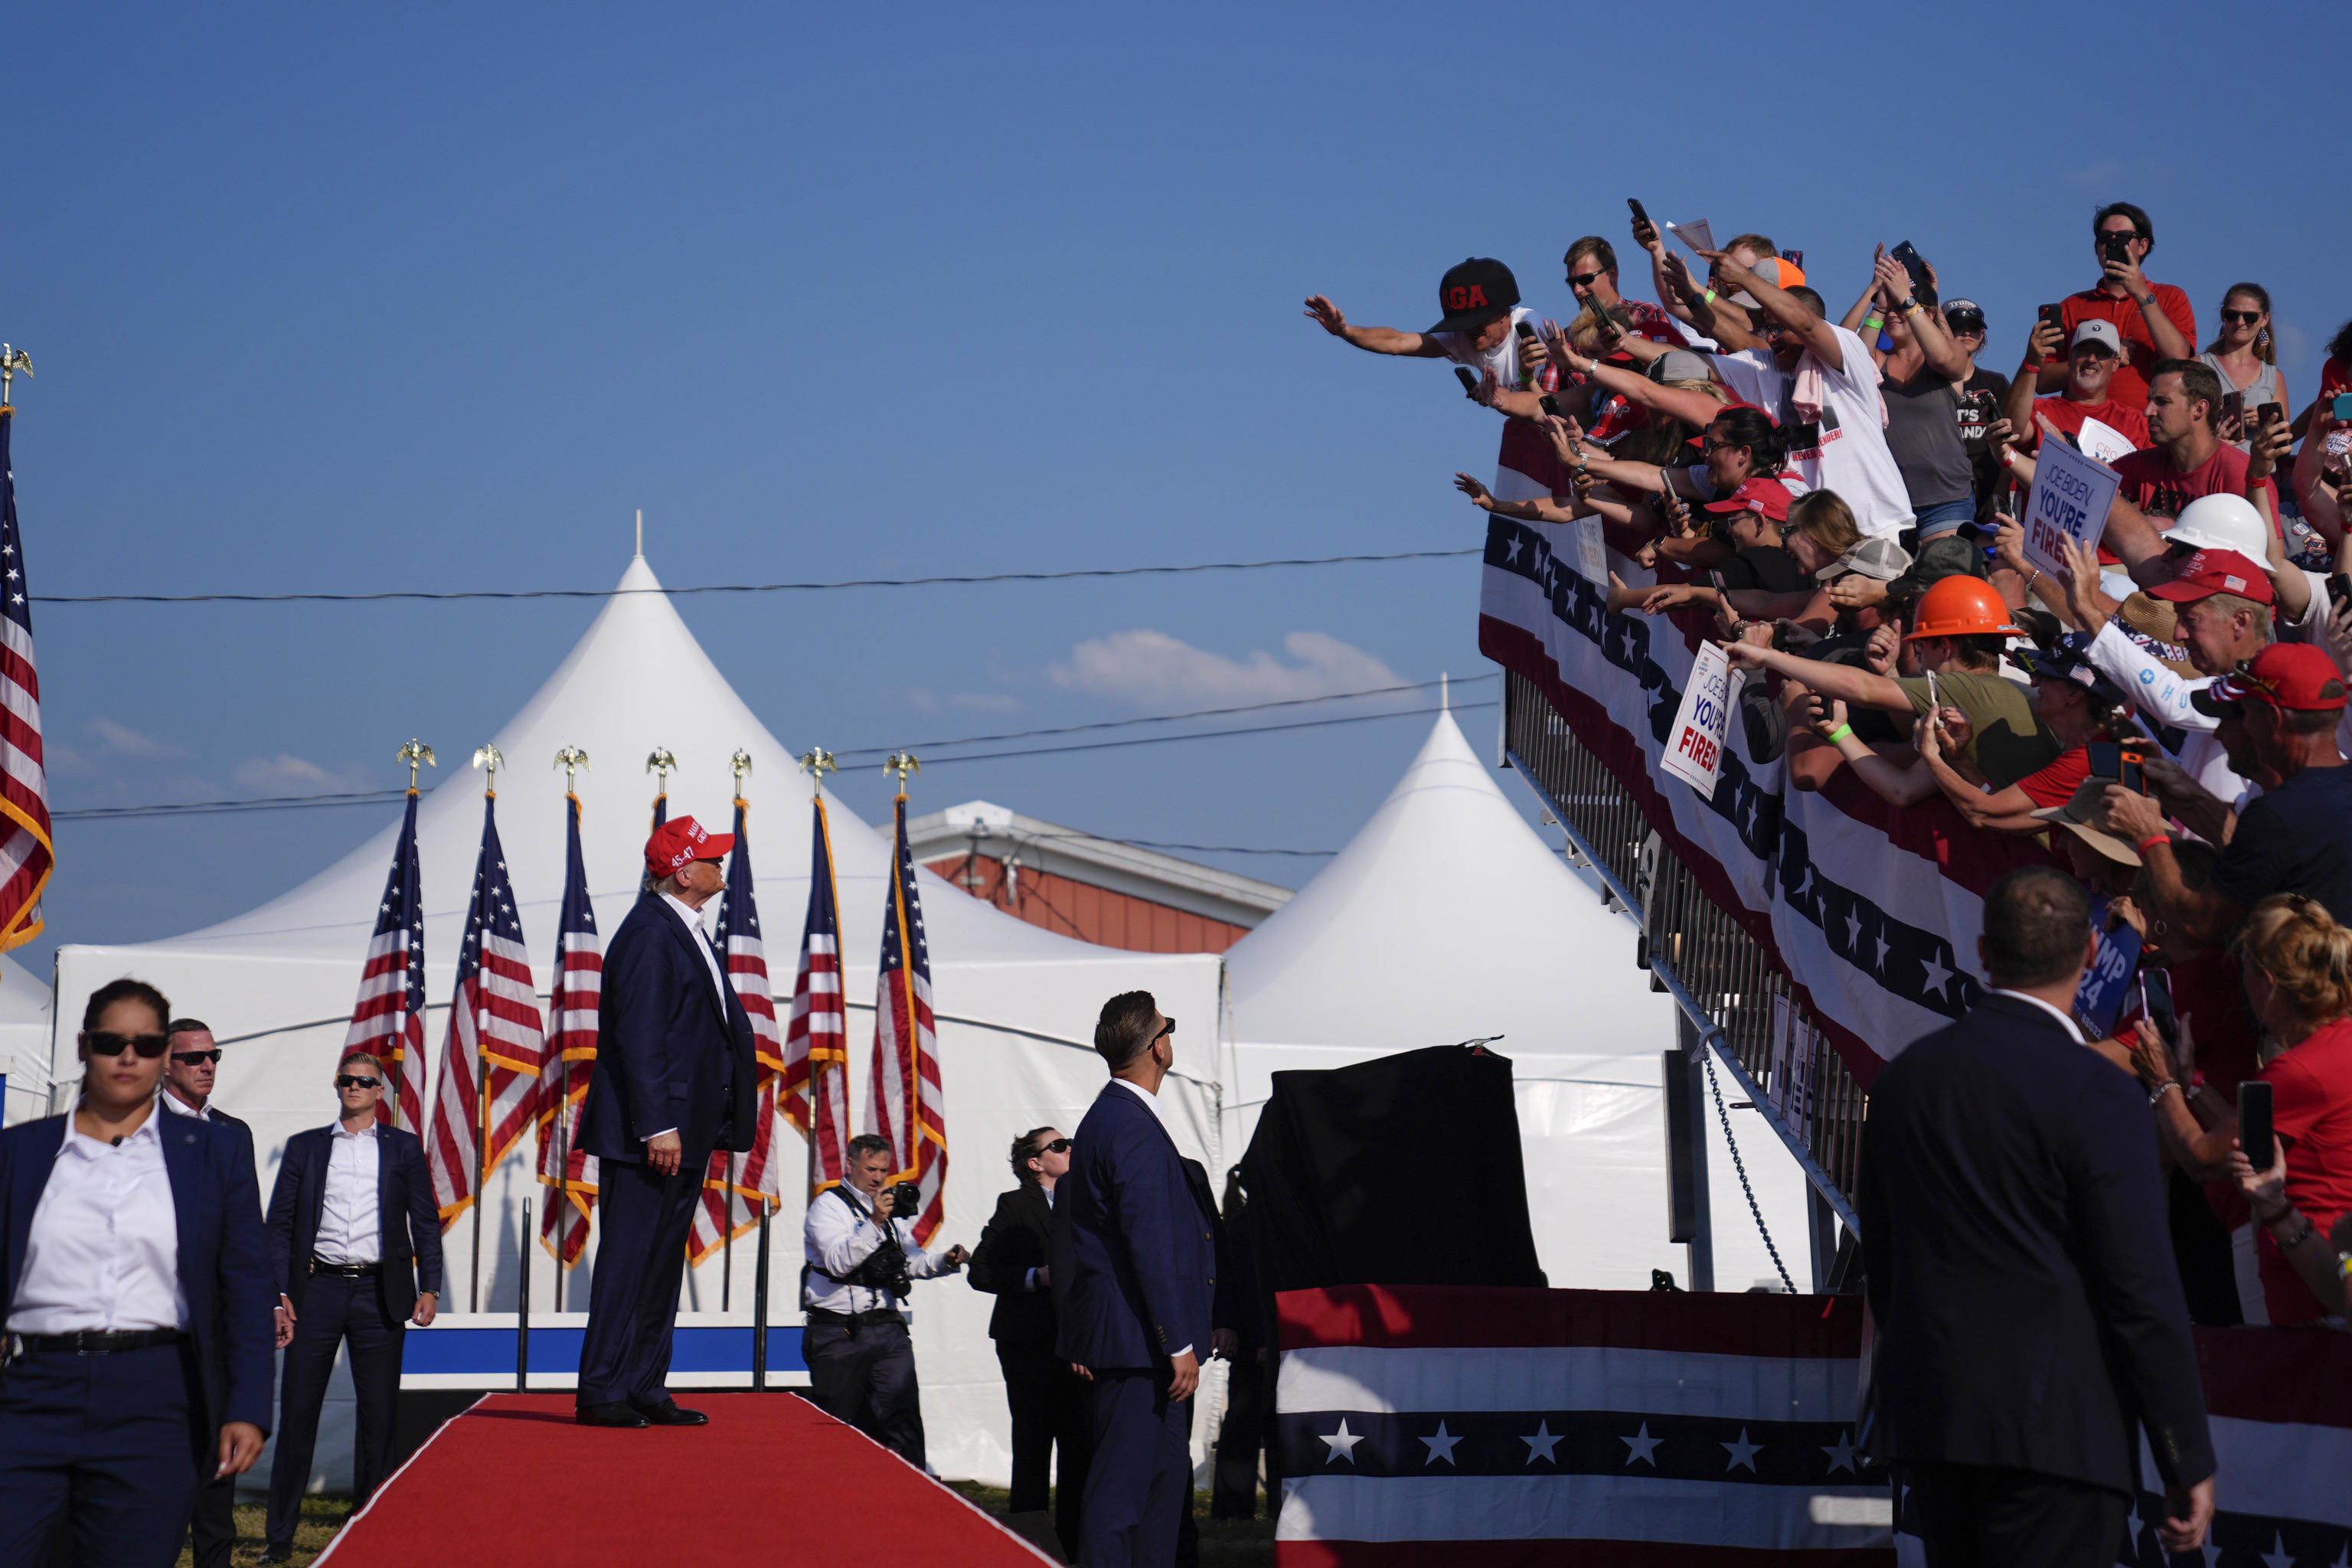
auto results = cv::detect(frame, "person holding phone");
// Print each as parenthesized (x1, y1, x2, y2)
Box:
(2002, 319, 2150, 460)
(2198, 283, 2288, 454)
(2132, 893, 2352, 1325)
(2036, 202, 2196, 411)
(2228, 1145, 2352, 1321)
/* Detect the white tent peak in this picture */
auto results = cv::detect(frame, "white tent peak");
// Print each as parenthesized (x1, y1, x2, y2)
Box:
(1223, 706, 1665, 1057)
(160, 550, 1096, 967)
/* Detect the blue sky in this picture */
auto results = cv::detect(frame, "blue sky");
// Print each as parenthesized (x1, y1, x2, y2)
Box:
(8, 0, 2345, 972)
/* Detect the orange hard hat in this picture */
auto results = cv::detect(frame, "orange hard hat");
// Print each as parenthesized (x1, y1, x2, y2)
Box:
(1904, 574, 2023, 641)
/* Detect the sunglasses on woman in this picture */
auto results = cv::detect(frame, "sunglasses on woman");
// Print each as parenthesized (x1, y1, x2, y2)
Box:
(82, 1031, 170, 1059)
(1040, 1138, 1071, 1155)
(2220, 309, 2264, 325)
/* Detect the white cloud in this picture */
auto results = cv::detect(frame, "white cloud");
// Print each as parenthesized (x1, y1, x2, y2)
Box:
(1050, 630, 1405, 709)
(233, 754, 364, 792)
(85, 717, 183, 760)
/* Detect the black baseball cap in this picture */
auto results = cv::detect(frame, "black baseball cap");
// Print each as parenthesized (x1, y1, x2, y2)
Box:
(1429, 257, 1521, 334)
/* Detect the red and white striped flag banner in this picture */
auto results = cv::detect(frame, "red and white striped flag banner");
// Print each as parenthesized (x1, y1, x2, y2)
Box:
(426, 773, 547, 1241)
(867, 764, 946, 1243)
(535, 781, 600, 1268)
(343, 765, 430, 1133)
(0, 403, 56, 955)
(781, 780, 852, 1194)
(688, 785, 786, 1263)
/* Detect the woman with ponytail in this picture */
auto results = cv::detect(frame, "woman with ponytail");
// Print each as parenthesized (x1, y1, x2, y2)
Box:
(2199, 282, 2288, 452)
(2133, 893, 2352, 1325)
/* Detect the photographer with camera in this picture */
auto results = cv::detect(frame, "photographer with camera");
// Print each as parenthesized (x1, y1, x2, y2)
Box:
(803, 1132, 969, 1466)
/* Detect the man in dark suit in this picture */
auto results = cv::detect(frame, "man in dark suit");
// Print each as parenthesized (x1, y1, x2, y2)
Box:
(0, 978, 273, 1568)
(1052, 992, 1222, 1568)
(161, 1017, 259, 1568)
(1860, 864, 2215, 1567)
(260, 1047, 443, 1563)
(576, 813, 757, 1429)
(970, 1125, 1089, 1554)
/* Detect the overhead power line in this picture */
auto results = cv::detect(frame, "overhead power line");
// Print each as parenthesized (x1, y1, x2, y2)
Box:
(34, 547, 1483, 607)
(51, 680, 1499, 825)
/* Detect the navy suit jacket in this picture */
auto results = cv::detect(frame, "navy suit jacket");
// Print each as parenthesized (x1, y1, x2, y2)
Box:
(579, 893, 758, 1163)
(1859, 993, 2216, 1496)
(266, 1122, 443, 1320)
(1051, 1081, 1217, 1372)
(0, 1109, 276, 1442)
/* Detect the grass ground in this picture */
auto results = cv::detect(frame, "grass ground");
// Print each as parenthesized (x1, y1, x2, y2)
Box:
(945, 1481, 1274, 1567)
(172, 1498, 353, 1566)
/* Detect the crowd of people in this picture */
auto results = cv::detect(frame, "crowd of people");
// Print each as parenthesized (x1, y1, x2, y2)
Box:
(1314, 198, 2352, 1339)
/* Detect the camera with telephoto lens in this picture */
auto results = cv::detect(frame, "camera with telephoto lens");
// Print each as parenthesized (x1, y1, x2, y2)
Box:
(886, 1180, 923, 1222)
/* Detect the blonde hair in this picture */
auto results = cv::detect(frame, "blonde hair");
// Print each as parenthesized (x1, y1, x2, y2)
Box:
(1609, 378, 1728, 467)
(1786, 489, 1861, 559)
(2237, 893, 2352, 1026)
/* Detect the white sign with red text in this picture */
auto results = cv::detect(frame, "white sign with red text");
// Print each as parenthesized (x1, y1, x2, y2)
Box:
(1661, 639, 1734, 799)
(2022, 438, 2122, 581)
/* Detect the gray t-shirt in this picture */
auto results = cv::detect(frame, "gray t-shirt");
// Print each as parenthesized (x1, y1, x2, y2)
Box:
(1880, 363, 1974, 511)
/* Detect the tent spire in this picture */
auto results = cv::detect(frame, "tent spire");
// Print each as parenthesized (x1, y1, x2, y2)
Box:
(1440, 671, 1449, 711)
(634, 508, 643, 560)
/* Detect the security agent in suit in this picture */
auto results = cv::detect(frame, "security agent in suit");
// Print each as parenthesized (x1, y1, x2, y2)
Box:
(802, 1134, 968, 1465)
(576, 814, 758, 1429)
(260, 1049, 443, 1562)
(1051, 992, 1227, 1568)
(0, 979, 273, 1568)
(160, 1018, 258, 1568)
(1860, 866, 2216, 1568)
(969, 1126, 1089, 1551)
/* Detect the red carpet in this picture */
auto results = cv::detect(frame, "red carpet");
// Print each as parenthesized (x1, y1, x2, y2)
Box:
(315, 1393, 1053, 1566)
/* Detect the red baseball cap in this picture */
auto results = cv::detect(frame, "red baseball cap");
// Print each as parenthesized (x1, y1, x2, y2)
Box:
(645, 814, 733, 877)
(1702, 477, 1794, 523)
(2147, 549, 2274, 606)
(2194, 643, 2349, 716)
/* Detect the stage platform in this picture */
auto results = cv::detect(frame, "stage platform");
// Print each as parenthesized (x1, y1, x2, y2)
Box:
(315, 1393, 1052, 1566)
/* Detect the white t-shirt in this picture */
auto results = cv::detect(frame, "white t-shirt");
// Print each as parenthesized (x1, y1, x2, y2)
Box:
(1432, 304, 1540, 390)
(1713, 326, 1915, 538)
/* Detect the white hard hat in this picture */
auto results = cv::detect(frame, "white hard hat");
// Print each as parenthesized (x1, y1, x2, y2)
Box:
(2161, 493, 2270, 560)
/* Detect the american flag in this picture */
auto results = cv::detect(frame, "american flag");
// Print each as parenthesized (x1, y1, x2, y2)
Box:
(535, 789, 600, 1266)
(426, 792, 547, 1226)
(688, 793, 786, 1263)
(867, 792, 946, 1243)
(0, 408, 54, 954)
(344, 788, 429, 1132)
(1274, 1284, 1890, 1564)
(782, 792, 853, 1194)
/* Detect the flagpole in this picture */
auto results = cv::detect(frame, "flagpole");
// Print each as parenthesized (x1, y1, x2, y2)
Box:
(884, 751, 922, 1186)
(553, 747, 590, 1310)
(721, 752, 755, 1313)
(470, 744, 504, 1312)
(799, 749, 837, 1207)
(391, 740, 433, 1134)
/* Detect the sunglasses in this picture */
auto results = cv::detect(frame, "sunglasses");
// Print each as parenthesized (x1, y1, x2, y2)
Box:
(171, 1049, 222, 1066)
(1945, 316, 1986, 333)
(1152, 1016, 1176, 1044)
(335, 1073, 384, 1090)
(2220, 309, 2264, 325)
(83, 1031, 170, 1059)
(1041, 1138, 1071, 1155)
(1566, 270, 1606, 289)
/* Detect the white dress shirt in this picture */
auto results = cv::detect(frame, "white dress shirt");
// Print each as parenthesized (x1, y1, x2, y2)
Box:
(1988, 988, 2087, 1045)
(1108, 1076, 1192, 1359)
(660, 891, 728, 1005)
(7, 1107, 187, 1334)
(315, 1120, 382, 1266)
(802, 1184, 952, 1315)
(161, 1089, 214, 1122)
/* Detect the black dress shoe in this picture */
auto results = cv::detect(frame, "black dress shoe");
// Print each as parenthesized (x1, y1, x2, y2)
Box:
(632, 1399, 709, 1426)
(576, 1400, 651, 1428)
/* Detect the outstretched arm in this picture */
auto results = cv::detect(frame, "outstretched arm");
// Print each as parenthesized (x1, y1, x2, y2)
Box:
(1705, 250, 1841, 369)
(1304, 296, 1446, 358)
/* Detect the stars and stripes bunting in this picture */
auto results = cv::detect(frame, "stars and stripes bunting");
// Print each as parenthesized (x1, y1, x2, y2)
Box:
(781, 792, 853, 1195)
(867, 792, 946, 1243)
(426, 790, 547, 1227)
(535, 789, 601, 1266)
(343, 788, 429, 1132)
(688, 792, 786, 1263)
(0, 407, 55, 955)
(1273, 1283, 1889, 1564)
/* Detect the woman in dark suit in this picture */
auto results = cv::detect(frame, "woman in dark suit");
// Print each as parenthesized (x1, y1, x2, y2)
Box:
(969, 1125, 1088, 1555)
(0, 978, 273, 1568)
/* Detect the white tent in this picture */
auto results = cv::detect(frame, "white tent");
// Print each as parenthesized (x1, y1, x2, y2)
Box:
(1221, 707, 1813, 1292)
(0, 954, 57, 1126)
(50, 552, 1224, 1486)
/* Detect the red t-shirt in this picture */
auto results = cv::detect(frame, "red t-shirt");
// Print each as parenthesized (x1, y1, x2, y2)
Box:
(2112, 441, 2279, 532)
(2320, 357, 2350, 403)
(2030, 394, 2150, 454)
(2256, 1016, 2352, 1325)
(2014, 744, 2090, 810)
(2049, 283, 2199, 410)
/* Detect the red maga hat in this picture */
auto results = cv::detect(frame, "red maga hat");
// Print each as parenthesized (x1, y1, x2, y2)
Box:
(2194, 642, 2349, 717)
(645, 814, 733, 877)
(1701, 476, 1794, 523)
(2146, 549, 2273, 606)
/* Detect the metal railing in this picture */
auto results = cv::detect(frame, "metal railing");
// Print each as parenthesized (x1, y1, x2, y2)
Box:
(1502, 671, 1867, 1230)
